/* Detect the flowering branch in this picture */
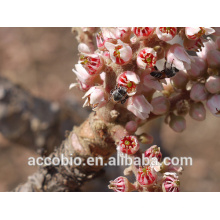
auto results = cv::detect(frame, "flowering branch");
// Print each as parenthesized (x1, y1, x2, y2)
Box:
(14, 27, 220, 192)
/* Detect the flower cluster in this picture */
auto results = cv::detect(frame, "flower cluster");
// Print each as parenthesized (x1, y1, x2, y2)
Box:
(70, 27, 220, 192)
(109, 140, 182, 192)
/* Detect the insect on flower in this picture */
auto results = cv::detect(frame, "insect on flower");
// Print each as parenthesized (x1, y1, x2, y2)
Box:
(109, 85, 129, 104)
(150, 60, 179, 79)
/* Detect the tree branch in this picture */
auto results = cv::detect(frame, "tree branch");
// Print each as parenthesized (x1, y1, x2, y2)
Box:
(13, 89, 189, 192)
(0, 76, 89, 155)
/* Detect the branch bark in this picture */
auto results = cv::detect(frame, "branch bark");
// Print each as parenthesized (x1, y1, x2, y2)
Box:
(0, 76, 89, 155)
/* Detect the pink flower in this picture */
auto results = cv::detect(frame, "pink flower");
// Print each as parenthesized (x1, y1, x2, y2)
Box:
(162, 172, 180, 192)
(105, 40, 132, 65)
(115, 27, 132, 41)
(144, 145, 162, 162)
(132, 27, 155, 39)
(108, 176, 135, 192)
(82, 86, 107, 110)
(196, 37, 217, 60)
(137, 166, 157, 186)
(185, 27, 215, 40)
(126, 95, 153, 120)
(166, 44, 191, 70)
(137, 47, 157, 69)
(156, 27, 177, 41)
(117, 71, 140, 96)
(72, 64, 97, 85)
(118, 135, 140, 155)
(206, 94, 220, 117)
(78, 53, 104, 75)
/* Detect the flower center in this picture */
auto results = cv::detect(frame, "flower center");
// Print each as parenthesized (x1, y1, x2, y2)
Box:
(125, 140, 130, 145)
(127, 81, 133, 88)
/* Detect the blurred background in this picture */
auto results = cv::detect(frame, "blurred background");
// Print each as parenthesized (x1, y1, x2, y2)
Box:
(0, 27, 219, 192)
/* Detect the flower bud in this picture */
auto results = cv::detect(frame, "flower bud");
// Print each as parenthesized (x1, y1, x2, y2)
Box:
(144, 145, 162, 162)
(156, 27, 177, 41)
(117, 71, 140, 96)
(108, 176, 135, 192)
(189, 102, 206, 121)
(190, 83, 208, 102)
(171, 70, 189, 89)
(169, 115, 186, 133)
(206, 94, 220, 117)
(187, 56, 207, 79)
(162, 172, 180, 192)
(205, 76, 220, 94)
(132, 27, 155, 39)
(206, 50, 220, 68)
(137, 166, 157, 186)
(125, 121, 138, 134)
(137, 47, 157, 69)
(118, 135, 140, 155)
(151, 96, 170, 115)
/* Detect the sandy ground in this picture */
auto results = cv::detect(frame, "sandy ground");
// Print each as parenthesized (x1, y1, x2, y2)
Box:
(0, 27, 219, 192)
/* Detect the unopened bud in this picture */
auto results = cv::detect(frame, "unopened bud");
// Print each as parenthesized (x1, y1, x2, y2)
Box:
(187, 56, 207, 79)
(172, 70, 189, 89)
(205, 76, 220, 94)
(206, 94, 220, 117)
(189, 102, 206, 121)
(151, 96, 170, 115)
(169, 114, 186, 133)
(125, 121, 138, 134)
(190, 83, 208, 102)
(206, 50, 220, 68)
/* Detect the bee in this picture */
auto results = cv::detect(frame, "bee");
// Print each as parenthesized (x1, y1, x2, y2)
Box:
(150, 60, 179, 79)
(109, 85, 129, 104)
(215, 108, 220, 115)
